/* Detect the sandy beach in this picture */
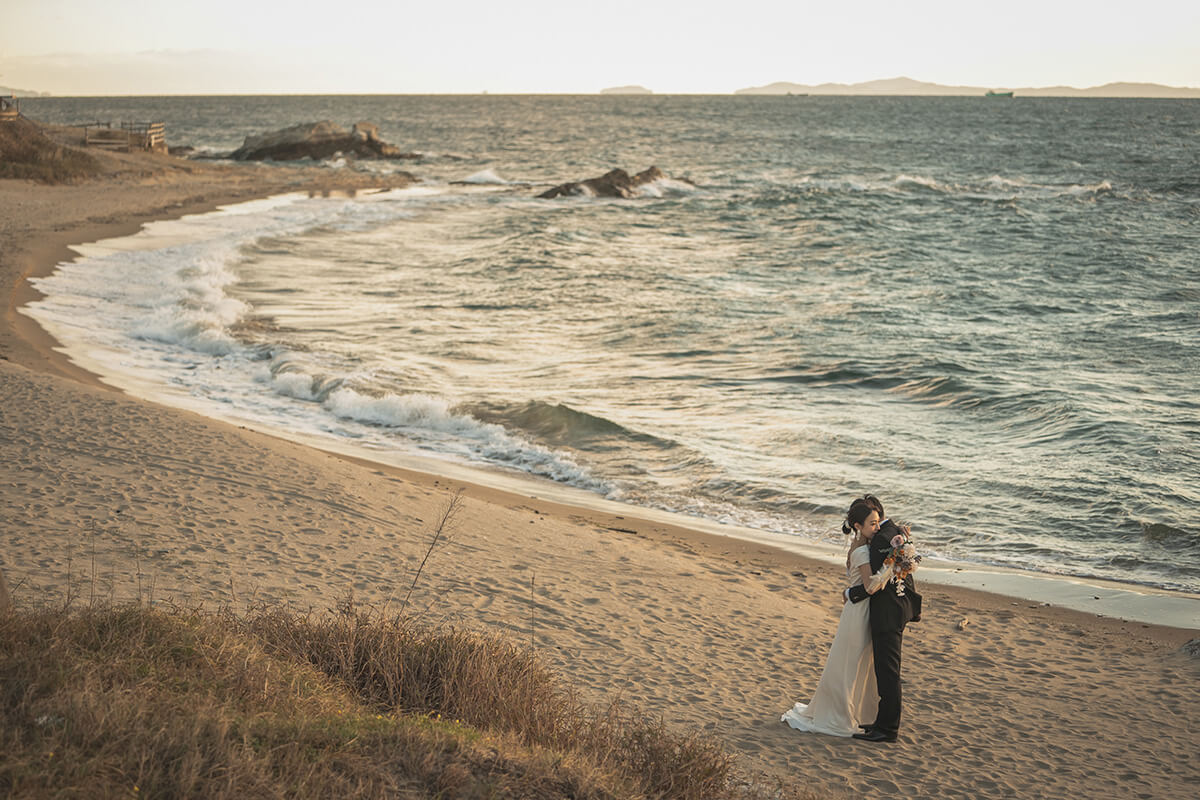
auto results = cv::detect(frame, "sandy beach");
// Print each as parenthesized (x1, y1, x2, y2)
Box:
(2, 147, 1198, 799)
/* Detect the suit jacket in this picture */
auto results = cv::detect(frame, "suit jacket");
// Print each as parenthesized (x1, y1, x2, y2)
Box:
(847, 519, 921, 633)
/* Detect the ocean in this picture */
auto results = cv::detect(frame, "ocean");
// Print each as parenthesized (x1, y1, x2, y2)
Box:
(20, 95, 1200, 594)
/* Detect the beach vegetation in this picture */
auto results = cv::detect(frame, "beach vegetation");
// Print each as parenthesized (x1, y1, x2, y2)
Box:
(0, 118, 102, 184)
(0, 599, 819, 799)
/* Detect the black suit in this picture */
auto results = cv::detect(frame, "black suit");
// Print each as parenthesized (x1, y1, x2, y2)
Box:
(846, 519, 921, 737)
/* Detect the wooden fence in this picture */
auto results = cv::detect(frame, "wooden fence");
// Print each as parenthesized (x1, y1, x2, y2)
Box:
(83, 120, 166, 152)
(123, 121, 165, 151)
(0, 96, 19, 122)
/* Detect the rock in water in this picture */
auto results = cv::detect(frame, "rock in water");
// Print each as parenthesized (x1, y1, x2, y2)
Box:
(351, 121, 380, 143)
(229, 120, 419, 161)
(539, 166, 680, 199)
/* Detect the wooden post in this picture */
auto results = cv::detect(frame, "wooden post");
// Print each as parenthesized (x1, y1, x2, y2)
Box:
(0, 564, 11, 612)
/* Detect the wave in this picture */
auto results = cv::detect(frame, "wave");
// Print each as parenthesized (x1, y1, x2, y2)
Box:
(259, 362, 614, 492)
(893, 174, 951, 193)
(773, 359, 980, 401)
(465, 400, 680, 451)
(631, 178, 701, 198)
(1063, 179, 1113, 197)
(885, 374, 983, 408)
(984, 174, 1032, 190)
(268, 361, 345, 402)
(779, 173, 1121, 203)
(459, 169, 514, 185)
(768, 361, 1144, 441)
(326, 387, 613, 490)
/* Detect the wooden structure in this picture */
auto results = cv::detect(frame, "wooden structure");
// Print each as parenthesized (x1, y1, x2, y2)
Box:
(0, 95, 19, 122)
(0, 565, 10, 612)
(124, 121, 165, 151)
(84, 120, 166, 152)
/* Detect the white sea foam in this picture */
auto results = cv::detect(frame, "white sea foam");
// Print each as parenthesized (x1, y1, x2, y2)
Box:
(460, 169, 512, 185)
(26, 190, 433, 375)
(796, 176, 873, 193)
(795, 173, 1116, 203)
(319, 385, 610, 490)
(270, 369, 323, 401)
(893, 174, 950, 193)
(132, 307, 244, 355)
(984, 175, 1029, 188)
(326, 388, 470, 432)
(1065, 180, 1113, 196)
(632, 178, 700, 198)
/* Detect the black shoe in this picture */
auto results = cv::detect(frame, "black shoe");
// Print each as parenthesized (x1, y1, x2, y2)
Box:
(858, 724, 873, 731)
(852, 729, 897, 743)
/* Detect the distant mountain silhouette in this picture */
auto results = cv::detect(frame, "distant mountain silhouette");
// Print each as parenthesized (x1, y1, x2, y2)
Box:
(600, 85, 653, 95)
(736, 76, 1200, 98)
(0, 85, 51, 97)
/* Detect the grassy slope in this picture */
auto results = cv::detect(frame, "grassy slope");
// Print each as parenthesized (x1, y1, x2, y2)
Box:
(0, 118, 103, 184)
(0, 603, 817, 799)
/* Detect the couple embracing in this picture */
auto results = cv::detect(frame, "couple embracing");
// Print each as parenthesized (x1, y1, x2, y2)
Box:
(782, 495, 922, 742)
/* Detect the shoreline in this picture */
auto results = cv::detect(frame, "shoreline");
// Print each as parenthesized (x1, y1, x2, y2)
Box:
(15, 186, 1200, 629)
(3, 151, 1199, 798)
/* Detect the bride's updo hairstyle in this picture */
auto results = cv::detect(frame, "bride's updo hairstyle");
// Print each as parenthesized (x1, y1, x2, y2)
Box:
(862, 494, 885, 519)
(842, 499, 877, 536)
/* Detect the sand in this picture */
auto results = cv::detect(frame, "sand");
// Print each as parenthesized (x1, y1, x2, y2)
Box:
(1, 146, 1198, 799)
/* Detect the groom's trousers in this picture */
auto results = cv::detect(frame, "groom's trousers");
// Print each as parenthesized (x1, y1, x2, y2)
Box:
(871, 627, 904, 736)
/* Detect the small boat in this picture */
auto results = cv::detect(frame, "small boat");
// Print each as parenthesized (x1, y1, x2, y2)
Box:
(985, 90, 1014, 98)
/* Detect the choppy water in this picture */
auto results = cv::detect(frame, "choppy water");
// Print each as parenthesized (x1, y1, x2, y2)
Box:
(22, 95, 1200, 592)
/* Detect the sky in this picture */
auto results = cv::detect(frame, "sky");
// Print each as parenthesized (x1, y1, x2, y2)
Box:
(3, 0, 1199, 95)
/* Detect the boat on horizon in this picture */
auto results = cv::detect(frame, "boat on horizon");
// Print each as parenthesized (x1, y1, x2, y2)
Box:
(985, 90, 1015, 98)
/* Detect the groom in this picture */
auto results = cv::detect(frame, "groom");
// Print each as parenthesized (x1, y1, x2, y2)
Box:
(845, 501, 921, 742)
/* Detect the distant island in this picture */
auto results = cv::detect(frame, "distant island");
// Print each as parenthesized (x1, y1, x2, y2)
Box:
(600, 85, 653, 95)
(735, 76, 1200, 98)
(0, 85, 52, 98)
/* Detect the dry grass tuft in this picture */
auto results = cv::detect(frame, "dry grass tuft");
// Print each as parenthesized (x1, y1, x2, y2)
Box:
(241, 599, 740, 799)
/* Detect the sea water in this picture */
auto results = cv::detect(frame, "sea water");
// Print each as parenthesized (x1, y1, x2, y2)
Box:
(21, 95, 1200, 593)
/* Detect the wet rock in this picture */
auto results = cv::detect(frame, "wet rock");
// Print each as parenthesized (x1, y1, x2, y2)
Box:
(229, 120, 420, 161)
(538, 166, 688, 199)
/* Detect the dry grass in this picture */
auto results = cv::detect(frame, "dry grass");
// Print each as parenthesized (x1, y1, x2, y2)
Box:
(0, 601, 819, 799)
(0, 118, 102, 184)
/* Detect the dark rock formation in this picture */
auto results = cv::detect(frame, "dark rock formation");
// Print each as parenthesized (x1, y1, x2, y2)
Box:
(229, 120, 420, 161)
(539, 166, 688, 199)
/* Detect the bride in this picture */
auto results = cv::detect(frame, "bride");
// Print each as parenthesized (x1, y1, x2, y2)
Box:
(781, 496, 894, 737)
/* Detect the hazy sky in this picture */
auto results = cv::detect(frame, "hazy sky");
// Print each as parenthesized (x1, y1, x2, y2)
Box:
(4, 0, 1198, 95)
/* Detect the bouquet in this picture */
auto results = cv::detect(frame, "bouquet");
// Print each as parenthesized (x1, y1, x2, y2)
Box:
(883, 530, 921, 596)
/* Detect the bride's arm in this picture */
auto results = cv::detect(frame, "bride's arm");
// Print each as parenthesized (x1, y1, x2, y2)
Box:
(857, 561, 894, 594)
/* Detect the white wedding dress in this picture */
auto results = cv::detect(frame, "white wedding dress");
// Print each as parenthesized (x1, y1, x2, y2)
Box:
(781, 545, 890, 737)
